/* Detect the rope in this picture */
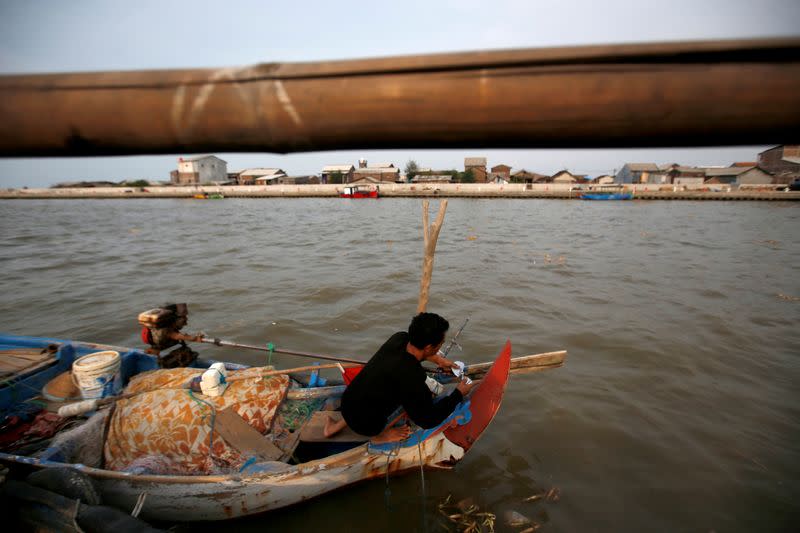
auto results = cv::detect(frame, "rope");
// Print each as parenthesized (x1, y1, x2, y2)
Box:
(418, 438, 428, 533)
(370, 441, 401, 511)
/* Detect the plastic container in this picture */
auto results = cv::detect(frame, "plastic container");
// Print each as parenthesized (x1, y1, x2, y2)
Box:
(200, 362, 228, 397)
(72, 350, 122, 399)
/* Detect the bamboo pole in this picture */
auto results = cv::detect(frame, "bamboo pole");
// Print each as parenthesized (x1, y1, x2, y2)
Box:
(0, 38, 799, 157)
(417, 199, 448, 313)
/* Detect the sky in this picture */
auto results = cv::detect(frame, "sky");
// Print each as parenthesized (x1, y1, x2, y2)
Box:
(0, 0, 798, 187)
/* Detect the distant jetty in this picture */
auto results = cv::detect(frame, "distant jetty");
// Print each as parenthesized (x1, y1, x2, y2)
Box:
(1, 183, 799, 200)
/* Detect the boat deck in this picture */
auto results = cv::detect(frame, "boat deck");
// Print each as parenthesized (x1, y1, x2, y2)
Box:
(0, 346, 58, 381)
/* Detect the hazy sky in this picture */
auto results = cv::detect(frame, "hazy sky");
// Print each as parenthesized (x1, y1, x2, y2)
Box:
(1, 0, 798, 187)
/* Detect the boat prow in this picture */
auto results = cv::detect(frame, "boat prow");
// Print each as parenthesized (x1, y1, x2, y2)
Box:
(444, 340, 511, 452)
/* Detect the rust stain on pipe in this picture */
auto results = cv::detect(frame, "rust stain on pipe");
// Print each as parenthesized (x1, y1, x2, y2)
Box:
(0, 38, 798, 157)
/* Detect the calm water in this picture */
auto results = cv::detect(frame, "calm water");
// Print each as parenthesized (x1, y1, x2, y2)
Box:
(1, 198, 799, 532)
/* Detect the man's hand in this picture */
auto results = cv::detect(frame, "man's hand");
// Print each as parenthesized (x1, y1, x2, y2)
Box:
(426, 353, 458, 371)
(455, 378, 475, 396)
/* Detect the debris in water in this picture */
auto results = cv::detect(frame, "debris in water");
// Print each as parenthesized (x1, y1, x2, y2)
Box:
(467, 235, 478, 241)
(523, 493, 544, 503)
(457, 497, 475, 511)
(437, 494, 496, 532)
(505, 510, 531, 527)
(777, 293, 799, 302)
(544, 488, 560, 502)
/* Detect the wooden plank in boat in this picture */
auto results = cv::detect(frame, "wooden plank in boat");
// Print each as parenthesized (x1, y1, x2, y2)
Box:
(0, 346, 58, 375)
(275, 417, 307, 462)
(214, 406, 284, 461)
(0, 345, 58, 361)
(299, 411, 369, 443)
(0, 356, 58, 379)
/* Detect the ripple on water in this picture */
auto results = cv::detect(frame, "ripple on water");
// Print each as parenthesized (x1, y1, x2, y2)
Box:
(1, 198, 798, 532)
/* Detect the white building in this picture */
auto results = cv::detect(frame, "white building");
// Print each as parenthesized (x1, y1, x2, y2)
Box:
(171, 155, 228, 185)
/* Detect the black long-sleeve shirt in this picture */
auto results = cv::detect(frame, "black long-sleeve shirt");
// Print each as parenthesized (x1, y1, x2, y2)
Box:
(341, 332, 463, 436)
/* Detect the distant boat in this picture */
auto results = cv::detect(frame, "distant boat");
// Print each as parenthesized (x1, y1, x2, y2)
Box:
(580, 185, 633, 200)
(581, 192, 633, 200)
(193, 192, 225, 199)
(340, 185, 379, 199)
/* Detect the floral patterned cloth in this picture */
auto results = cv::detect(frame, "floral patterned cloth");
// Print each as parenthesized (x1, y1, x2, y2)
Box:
(104, 367, 289, 474)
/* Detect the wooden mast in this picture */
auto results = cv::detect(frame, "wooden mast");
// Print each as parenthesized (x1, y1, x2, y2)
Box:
(417, 199, 448, 314)
(0, 38, 799, 157)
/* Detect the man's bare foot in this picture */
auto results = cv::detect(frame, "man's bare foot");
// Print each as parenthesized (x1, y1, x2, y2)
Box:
(323, 415, 347, 438)
(370, 424, 412, 444)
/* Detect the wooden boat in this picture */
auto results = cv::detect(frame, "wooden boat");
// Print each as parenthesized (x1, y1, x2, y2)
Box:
(581, 192, 633, 200)
(340, 185, 379, 198)
(580, 185, 633, 200)
(0, 333, 564, 521)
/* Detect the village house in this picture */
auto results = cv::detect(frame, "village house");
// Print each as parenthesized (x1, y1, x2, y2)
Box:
(170, 155, 227, 185)
(236, 168, 286, 185)
(411, 174, 453, 183)
(490, 164, 512, 183)
(510, 169, 549, 184)
(615, 163, 662, 184)
(258, 174, 321, 185)
(591, 175, 615, 184)
(551, 170, 579, 183)
(757, 145, 800, 183)
(665, 165, 705, 185)
(464, 157, 488, 183)
(701, 166, 756, 184)
(352, 159, 400, 183)
(320, 165, 355, 184)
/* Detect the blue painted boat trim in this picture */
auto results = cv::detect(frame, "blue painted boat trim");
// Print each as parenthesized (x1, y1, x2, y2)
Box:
(368, 400, 472, 453)
(0, 333, 159, 411)
(581, 192, 633, 200)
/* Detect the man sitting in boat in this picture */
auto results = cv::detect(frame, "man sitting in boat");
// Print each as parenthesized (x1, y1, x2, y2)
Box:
(325, 312, 474, 443)
(139, 303, 204, 367)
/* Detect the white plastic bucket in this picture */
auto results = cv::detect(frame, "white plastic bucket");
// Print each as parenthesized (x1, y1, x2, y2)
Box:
(72, 350, 122, 399)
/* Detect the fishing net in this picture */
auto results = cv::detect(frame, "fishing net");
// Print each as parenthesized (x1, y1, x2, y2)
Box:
(104, 367, 289, 474)
(40, 410, 109, 468)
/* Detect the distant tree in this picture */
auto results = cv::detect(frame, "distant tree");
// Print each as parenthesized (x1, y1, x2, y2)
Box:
(458, 169, 475, 183)
(404, 160, 420, 181)
(121, 179, 150, 187)
(329, 171, 344, 184)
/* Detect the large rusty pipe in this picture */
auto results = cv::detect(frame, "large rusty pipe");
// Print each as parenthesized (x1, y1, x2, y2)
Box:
(0, 38, 799, 157)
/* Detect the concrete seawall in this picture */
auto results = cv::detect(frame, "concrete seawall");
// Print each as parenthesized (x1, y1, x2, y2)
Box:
(2, 183, 799, 200)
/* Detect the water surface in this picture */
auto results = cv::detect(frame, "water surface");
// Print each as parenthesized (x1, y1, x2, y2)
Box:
(1, 198, 798, 531)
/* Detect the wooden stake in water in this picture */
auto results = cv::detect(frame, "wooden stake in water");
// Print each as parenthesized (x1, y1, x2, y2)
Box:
(417, 199, 448, 314)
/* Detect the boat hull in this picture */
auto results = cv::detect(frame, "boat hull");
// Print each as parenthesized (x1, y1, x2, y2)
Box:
(0, 334, 512, 521)
(581, 192, 633, 200)
(339, 190, 378, 198)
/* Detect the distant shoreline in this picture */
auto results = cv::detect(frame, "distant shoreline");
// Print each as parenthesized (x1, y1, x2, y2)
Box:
(2, 183, 798, 201)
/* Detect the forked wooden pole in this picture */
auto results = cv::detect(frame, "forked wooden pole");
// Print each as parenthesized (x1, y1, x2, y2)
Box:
(417, 199, 448, 313)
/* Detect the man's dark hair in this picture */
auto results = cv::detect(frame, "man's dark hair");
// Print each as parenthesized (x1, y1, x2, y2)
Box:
(408, 312, 449, 349)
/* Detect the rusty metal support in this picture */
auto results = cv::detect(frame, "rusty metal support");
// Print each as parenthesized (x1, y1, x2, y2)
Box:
(0, 38, 799, 157)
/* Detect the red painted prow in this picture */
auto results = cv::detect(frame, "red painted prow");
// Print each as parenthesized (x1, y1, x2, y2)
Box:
(444, 340, 512, 451)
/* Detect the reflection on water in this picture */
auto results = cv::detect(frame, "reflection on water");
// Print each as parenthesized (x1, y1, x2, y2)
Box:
(1, 198, 798, 532)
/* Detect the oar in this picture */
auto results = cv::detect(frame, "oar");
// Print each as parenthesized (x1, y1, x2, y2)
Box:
(199, 337, 367, 365)
(199, 336, 566, 379)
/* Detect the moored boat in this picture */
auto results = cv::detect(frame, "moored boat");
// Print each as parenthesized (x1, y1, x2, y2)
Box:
(580, 184, 634, 200)
(340, 185, 379, 198)
(581, 192, 633, 200)
(0, 333, 558, 522)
